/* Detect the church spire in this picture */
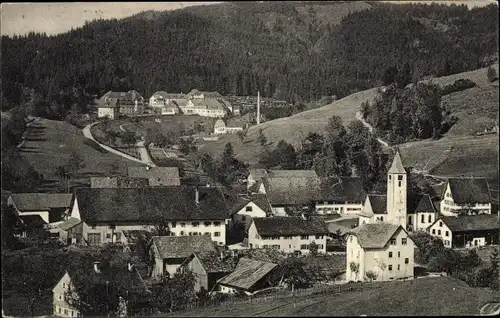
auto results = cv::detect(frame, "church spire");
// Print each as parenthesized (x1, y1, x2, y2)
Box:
(388, 148, 406, 174)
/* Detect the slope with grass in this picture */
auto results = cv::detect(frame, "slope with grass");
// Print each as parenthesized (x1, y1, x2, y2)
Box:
(19, 118, 142, 191)
(202, 64, 499, 177)
(166, 277, 499, 317)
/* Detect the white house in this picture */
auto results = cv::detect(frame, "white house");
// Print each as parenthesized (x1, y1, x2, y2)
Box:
(346, 223, 415, 282)
(315, 177, 366, 215)
(230, 194, 272, 231)
(427, 214, 499, 248)
(213, 118, 247, 135)
(96, 98, 119, 119)
(440, 178, 492, 216)
(346, 150, 415, 282)
(98, 90, 145, 117)
(247, 215, 329, 255)
(69, 186, 231, 246)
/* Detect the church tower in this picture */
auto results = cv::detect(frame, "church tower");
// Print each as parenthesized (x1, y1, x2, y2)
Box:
(386, 149, 407, 229)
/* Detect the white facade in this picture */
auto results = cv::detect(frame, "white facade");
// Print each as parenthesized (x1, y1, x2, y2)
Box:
(214, 119, 227, 134)
(346, 228, 414, 282)
(97, 107, 117, 119)
(315, 201, 364, 215)
(247, 222, 327, 254)
(427, 220, 453, 247)
(232, 201, 268, 230)
(407, 212, 437, 232)
(181, 100, 226, 118)
(386, 169, 407, 229)
(70, 198, 228, 246)
(52, 272, 79, 318)
(440, 183, 492, 216)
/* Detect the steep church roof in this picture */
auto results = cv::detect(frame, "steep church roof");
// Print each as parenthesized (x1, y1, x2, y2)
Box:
(388, 149, 406, 174)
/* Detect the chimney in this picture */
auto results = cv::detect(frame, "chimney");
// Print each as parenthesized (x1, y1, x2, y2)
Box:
(195, 186, 199, 204)
(93, 261, 101, 274)
(128, 262, 134, 272)
(256, 91, 261, 125)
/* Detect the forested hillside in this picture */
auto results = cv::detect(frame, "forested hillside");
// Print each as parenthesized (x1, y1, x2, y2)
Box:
(1, 1, 498, 120)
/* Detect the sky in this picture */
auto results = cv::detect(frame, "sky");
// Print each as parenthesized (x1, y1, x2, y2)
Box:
(1, 1, 497, 37)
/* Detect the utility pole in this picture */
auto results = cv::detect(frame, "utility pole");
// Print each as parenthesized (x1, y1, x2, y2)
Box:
(256, 91, 260, 125)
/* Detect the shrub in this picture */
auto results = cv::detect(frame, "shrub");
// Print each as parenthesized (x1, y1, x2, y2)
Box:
(487, 66, 498, 82)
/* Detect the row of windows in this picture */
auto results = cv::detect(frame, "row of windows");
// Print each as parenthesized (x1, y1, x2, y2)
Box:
(181, 231, 221, 237)
(172, 221, 222, 228)
(388, 260, 410, 271)
(260, 235, 324, 240)
(55, 305, 78, 317)
(300, 244, 325, 250)
(420, 214, 433, 224)
(388, 251, 403, 258)
(431, 229, 449, 237)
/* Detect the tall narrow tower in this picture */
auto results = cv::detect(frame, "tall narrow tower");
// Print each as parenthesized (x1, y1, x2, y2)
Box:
(386, 149, 407, 229)
(256, 91, 261, 125)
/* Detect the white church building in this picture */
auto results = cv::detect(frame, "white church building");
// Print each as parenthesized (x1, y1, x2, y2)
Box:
(346, 150, 415, 282)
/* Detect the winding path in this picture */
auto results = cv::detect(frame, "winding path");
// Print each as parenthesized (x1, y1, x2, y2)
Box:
(82, 122, 156, 167)
(355, 111, 389, 148)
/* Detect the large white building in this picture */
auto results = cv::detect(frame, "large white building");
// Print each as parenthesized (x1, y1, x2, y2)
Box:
(346, 150, 415, 282)
(440, 178, 492, 216)
(247, 215, 329, 255)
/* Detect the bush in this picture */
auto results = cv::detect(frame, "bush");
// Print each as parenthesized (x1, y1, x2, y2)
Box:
(442, 78, 476, 95)
(83, 138, 108, 153)
(487, 66, 498, 82)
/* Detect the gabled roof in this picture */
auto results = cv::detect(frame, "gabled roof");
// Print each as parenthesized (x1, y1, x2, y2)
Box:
(388, 150, 406, 174)
(127, 167, 180, 186)
(193, 251, 237, 273)
(230, 194, 272, 216)
(152, 235, 216, 259)
(414, 194, 436, 213)
(101, 90, 144, 102)
(253, 216, 329, 237)
(348, 223, 404, 249)
(448, 178, 492, 204)
(248, 169, 268, 180)
(9, 193, 73, 211)
(217, 258, 277, 290)
(435, 215, 499, 232)
(319, 177, 367, 202)
(248, 180, 263, 193)
(367, 195, 387, 215)
(327, 222, 351, 236)
(58, 217, 82, 231)
(173, 99, 189, 107)
(264, 174, 321, 205)
(73, 187, 230, 223)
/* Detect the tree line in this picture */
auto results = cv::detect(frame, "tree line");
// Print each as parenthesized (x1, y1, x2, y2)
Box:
(1, 2, 498, 120)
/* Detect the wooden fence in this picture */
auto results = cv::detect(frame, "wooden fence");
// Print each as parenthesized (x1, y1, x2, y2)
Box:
(172, 281, 380, 313)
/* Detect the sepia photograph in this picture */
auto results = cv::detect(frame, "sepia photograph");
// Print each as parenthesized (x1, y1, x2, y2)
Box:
(1, 1, 499, 317)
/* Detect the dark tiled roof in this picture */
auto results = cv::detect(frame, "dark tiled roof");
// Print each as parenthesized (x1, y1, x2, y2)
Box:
(217, 258, 277, 290)
(127, 167, 180, 186)
(368, 194, 387, 214)
(194, 251, 237, 273)
(9, 193, 73, 211)
(327, 222, 351, 236)
(319, 177, 366, 202)
(101, 90, 144, 102)
(19, 214, 46, 228)
(253, 216, 329, 237)
(448, 178, 492, 204)
(230, 194, 272, 216)
(73, 187, 230, 223)
(439, 215, 500, 232)
(248, 180, 263, 193)
(122, 230, 152, 245)
(388, 150, 406, 174)
(349, 223, 402, 249)
(414, 194, 436, 213)
(152, 235, 216, 259)
(265, 175, 321, 205)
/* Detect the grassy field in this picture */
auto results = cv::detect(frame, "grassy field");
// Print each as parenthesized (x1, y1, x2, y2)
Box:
(165, 277, 499, 317)
(399, 134, 499, 179)
(19, 118, 142, 191)
(201, 64, 499, 173)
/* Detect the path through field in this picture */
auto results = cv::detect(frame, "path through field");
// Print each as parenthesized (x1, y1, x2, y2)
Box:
(355, 111, 389, 148)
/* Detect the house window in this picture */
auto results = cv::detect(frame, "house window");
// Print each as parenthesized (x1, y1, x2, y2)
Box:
(58, 307, 61, 314)
(204, 221, 211, 227)
(398, 251, 401, 258)
(263, 245, 269, 248)
(171, 222, 177, 228)
(432, 229, 436, 234)
(58, 294, 62, 300)
(389, 175, 392, 180)
(246, 206, 253, 212)
(106, 233, 111, 239)
(63, 282, 66, 289)
(390, 238, 396, 245)
(421, 214, 425, 223)
(388, 265, 393, 271)
(389, 252, 393, 258)
(399, 181, 402, 187)
(180, 231, 184, 235)
(192, 232, 198, 236)
(300, 235, 309, 240)
(380, 216, 384, 222)
(398, 175, 403, 181)
(445, 240, 450, 246)
(402, 238, 407, 245)
(445, 231, 449, 237)
(317, 235, 324, 240)
(109, 224, 116, 230)
(438, 230, 441, 235)
(439, 222, 443, 227)
(91, 225, 96, 229)
(405, 258, 409, 264)
(300, 244, 308, 250)
(192, 222, 199, 227)
(214, 222, 221, 227)
(397, 264, 400, 271)
(408, 215, 412, 225)
(181, 223, 186, 228)
(204, 232, 210, 236)
(64, 309, 68, 315)
(214, 232, 220, 237)
(428, 215, 432, 223)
